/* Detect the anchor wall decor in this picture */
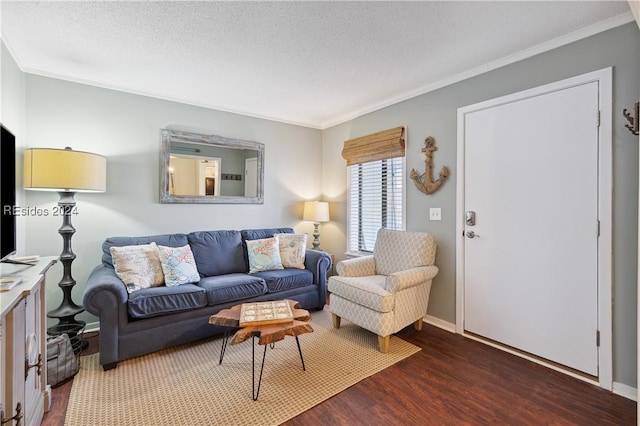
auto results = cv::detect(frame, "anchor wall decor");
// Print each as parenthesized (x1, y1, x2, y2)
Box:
(623, 102, 639, 136)
(410, 136, 449, 195)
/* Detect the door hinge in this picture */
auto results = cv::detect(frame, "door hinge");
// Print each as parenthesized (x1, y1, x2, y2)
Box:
(596, 330, 600, 347)
(597, 110, 601, 127)
(596, 220, 600, 237)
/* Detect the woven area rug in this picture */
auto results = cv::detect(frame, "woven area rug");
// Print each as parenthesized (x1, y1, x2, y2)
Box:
(65, 307, 420, 426)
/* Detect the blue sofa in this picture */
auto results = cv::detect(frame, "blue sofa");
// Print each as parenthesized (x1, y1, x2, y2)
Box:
(83, 227, 331, 370)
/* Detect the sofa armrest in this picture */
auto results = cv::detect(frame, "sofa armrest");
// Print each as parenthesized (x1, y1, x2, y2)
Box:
(385, 265, 439, 293)
(336, 255, 376, 277)
(82, 265, 129, 368)
(304, 249, 332, 306)
(83, 265, 128, 314)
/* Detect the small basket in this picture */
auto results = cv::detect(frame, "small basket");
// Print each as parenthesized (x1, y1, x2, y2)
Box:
(48, 322, 86, 354)
(46, 323, 85, 387)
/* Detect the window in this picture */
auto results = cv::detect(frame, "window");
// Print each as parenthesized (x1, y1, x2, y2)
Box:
(347, 157, 404, 254)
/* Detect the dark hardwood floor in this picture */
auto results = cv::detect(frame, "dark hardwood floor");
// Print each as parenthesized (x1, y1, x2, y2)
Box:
(42, 326, 635, 425)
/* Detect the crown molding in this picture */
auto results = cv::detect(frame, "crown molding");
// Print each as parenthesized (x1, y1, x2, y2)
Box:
(319, 12, 635, 129)
(3, 11, 634, 130)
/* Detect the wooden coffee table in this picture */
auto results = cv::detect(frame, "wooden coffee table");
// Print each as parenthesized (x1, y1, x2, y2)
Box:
(208, 299, 313, 400)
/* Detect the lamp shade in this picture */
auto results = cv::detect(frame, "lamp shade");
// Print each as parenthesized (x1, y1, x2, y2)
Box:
(303, 201, 329, 223)
(24, 147, 106, 192)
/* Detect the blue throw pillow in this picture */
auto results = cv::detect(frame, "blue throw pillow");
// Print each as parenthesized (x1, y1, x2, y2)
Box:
(157, 245, 201, 286)
(246, 237, 284, 274)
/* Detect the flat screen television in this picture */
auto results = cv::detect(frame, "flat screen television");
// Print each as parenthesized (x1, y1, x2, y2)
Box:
(1, 124, 17, 261)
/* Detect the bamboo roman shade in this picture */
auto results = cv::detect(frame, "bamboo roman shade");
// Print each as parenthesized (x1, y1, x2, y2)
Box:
(341, 126, 405, 166)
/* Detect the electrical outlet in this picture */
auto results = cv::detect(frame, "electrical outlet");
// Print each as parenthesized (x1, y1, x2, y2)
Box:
(429, 208, 442, 221)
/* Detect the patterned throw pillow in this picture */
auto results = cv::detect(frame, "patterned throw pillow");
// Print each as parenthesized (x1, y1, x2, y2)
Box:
(110, 242, 164, 293)
(275, 233, 307, 269)
(246, 237, 284, 274)
(157, 245, 201, 286)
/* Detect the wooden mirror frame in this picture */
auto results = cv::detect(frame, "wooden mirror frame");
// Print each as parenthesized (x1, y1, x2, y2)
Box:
(160, 129, 264, 204)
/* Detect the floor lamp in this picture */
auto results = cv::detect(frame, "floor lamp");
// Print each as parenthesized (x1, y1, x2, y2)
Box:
(24, 147, 106, 352)
(303, 201, 329, 250)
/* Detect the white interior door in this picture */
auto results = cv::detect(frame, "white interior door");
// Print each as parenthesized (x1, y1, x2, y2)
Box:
(245, 157, 257, 197)
(461, 79, 601, 376)
(198, 158, 220, 196)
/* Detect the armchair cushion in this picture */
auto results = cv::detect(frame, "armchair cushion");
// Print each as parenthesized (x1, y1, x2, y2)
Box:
(328, 275, 394, 312)
(336, 255, 376, 277)
(386, 265, 439, 293)
(374, 229, 437, 275)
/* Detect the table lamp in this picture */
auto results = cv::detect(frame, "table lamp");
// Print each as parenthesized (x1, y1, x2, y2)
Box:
(303, 201, 329, 250)
(24, 147, 106, 351)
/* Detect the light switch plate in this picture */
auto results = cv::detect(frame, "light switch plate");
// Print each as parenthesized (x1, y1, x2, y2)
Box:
(429, 208, 442, 221)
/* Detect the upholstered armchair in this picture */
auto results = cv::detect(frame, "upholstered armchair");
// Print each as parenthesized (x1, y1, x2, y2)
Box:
(328, 229, 438, 353)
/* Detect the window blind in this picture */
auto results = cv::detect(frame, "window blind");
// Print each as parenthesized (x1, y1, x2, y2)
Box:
(347, 158, 404, 253)
(342, 126, 405, 166)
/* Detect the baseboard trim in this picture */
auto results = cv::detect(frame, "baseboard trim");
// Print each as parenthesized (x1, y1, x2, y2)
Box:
(612, 382, 637, 401)
(84, 321, 100, 333)
(423, 315, 456, 333)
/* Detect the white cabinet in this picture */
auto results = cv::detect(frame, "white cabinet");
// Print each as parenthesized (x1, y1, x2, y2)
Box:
(1, 258, 56, 426)
(3, 299, 26, 425)
(24, 284, 46, 426)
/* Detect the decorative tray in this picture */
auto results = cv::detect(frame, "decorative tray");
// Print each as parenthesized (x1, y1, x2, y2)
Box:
(239, 300, 295, 327)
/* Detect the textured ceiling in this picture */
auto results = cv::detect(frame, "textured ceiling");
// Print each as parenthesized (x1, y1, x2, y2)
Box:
(0, 1, 633, 129)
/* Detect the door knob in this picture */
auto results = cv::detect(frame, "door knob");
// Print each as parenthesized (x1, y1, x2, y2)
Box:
(466, 230, 479, 239)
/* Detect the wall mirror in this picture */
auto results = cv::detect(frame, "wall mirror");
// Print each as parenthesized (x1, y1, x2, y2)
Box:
(160, 129, 264, 204)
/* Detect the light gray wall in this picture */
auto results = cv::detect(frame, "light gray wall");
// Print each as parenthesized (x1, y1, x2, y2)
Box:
(5, 22, 639, 388)
(322, 23, 639, 387)
(21, 75, 323, 329)
(1, 41, 27, 255)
